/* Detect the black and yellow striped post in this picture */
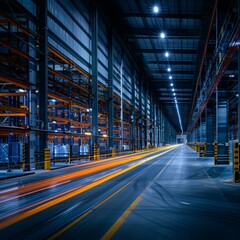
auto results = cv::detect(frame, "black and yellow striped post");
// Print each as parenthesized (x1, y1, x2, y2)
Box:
(94, 144, 99, 161)
(199, 144, 205, 157)
(44, 148, 50, 170)
(233, 142, 239, 182)
(214, 142, 218, 165)
(112, 147, 116, 157)
(22, 143, 26, 170)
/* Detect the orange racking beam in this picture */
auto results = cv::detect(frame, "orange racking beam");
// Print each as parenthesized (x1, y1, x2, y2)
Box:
(0, 113, 26, 117)
(0, 92, 27, 97)
(48, 46, 91, 79)
(48, 93, 70, 104)
(48, 115, 68, 124)
(0, 10, 35, 36)
(69, 119, 90, 128)
(0, 105, 29, 114)
(0, 75, 29, 89)
(48, 68, 89, 93)
(0, 39, 29, 59)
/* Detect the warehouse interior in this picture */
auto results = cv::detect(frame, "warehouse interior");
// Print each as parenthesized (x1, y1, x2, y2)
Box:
(0, 0, 239, 174)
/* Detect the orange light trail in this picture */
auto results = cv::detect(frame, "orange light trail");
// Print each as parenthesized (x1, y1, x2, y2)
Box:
(0, 145, 180, 229)
(1, 146, 177, 198)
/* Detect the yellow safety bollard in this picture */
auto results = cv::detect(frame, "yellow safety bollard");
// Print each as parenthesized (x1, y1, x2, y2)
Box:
(214, 142, 218, 165)
(94, 144, 99, 161)
(233, 142, 239, 183)
(22, 143, 26, 170)
(44, 148, 50, 170)
(112, 147, 116, 157)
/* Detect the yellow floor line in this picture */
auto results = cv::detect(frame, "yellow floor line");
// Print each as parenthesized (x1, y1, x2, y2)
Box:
(101, 196, 142, 240)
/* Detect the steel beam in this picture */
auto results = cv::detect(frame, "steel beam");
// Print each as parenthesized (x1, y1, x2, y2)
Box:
(135, 49, 197, 55)
(131, 64, 136, 151)
(122, 12, 202, 19)
(38, 0, 48, 169)
(108, 26, 114, 149)
(91, 0, 99, 150)
(144, 81, 148, 148)
(206, 108, 214, 156)
(139, 78, 143, 150)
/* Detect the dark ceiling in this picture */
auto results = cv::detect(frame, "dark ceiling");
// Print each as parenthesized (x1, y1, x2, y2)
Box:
(98, 0, 237, 133)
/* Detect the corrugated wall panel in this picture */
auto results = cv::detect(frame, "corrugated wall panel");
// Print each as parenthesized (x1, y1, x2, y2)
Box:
(48, 0, 91, 74)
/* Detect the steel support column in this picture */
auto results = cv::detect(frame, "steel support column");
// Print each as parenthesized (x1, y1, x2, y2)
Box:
(160, 105, 163, 144)
(149, 93, 153, 147)
(38, 0, 48, 169)
(144, 81, 148, 148)
(206, 108, 214, 156)
(108, 26, 114, 150)
(238, 0, 240, 142)
(236, 0, 240, 182)
(216, 95, 229, 164)
(28, 25, 37, 171)
(152, 94, 156, 147)
(139, 78, 143, 150)
(200, 113, 207, 143)
(131, 65, 136, 151)
(91, 0, 98, 153)
(157, 101, 160, 147)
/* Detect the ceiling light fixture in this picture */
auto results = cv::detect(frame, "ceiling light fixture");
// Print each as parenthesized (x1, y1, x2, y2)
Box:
(169, 76, 172, 79)
(165, 51, 169, 57)
(153, 6, 159, 13)
(170, 83, 173, 86)
(160, 32, 165, 39)
(167, 67, 171, 72)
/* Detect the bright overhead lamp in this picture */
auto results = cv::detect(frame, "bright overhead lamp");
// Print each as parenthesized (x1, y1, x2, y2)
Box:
(167, 67, 171, 72)
(165, 51, 169, 57)
(160, 32, 165, 39)
(172, 88, 175, 92)
(153, 5, 159, 13)
(84, 132, 92, 136)
(169, 76, 172, 79)
(170, 83, 173, 86)
(18, 89, 26, 92)
(173, 93, 176, 96)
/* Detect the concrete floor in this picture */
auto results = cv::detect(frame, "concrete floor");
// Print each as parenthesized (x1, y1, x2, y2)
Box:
(1, 145, 240, 240)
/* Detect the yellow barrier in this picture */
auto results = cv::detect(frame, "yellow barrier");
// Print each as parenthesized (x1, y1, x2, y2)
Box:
(44, 148, 50, 170)
(187, 142, 206, 157)
(214, 142, 218, 165)
(22, 143, 26, 170)
(112, 147, 116, 157)
(94, 145, 100, 161)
